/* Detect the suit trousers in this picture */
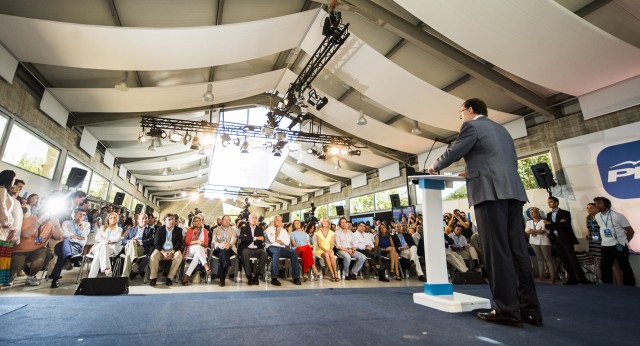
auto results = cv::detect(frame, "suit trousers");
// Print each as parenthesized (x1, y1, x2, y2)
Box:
(475, 199, 541, 320)
(601, 245, 636, 286)
(149, 250, 183, 280)
(241, 248, 267, 277)
(399, 246, 423, 276)
(555, 239, 588, 283)
(121, 241, 146, 277)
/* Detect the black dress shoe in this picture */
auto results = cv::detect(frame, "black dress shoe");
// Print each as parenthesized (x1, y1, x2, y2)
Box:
(477, 310, 523, 327)
(271, 278, 282, 286)
(521, 312, 544, 327)
(563, 281, 578, 285)
(150, 278, 157, 287)
(166, 278, 173, 286)
(219, 277, 226, 287)
(350, 274, 358, 280)
(253, 275, 260, 285)
(418, 275, 425, 282)
(293, 278, 302, 285)
(50, 278, 59, 289)
(129, 272, 137, 280)
(344, 275, 351, 280)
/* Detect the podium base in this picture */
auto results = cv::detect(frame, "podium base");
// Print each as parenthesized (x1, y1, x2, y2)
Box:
(413, 292, 491, 313)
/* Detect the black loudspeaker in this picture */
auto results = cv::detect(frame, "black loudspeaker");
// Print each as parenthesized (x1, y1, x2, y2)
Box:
(281, 213, 290, 223)
(65, 167, 88, 188)
(113, 192, 125, 205)
(75, 277, 129, 295)
(451, 271, 486, 284)
(134, 204, 143, 214)
(145, 206, 154, 215)
(390, 194, 401, 208)
(335, 205, 345, 216)
(531, 163, 557, 189)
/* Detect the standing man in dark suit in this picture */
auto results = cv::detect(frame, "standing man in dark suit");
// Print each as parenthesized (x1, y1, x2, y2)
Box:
(238, 212, 268, 285)
(428, 98, 541, 327)
(545, 196, 589, 285)
(148, 213, 183, 287)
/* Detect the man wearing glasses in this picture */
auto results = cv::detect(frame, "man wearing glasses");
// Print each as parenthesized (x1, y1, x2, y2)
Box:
(428, 98, 541, 327)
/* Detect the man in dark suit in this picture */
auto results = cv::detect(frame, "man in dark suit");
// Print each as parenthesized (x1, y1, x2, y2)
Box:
(392, 224, 425, 281)
(238, 212, 267, 285)
(428, 98, 541, 327)
(121, 212, 155, 280)
(545, 196, 589, 285)
(148, 213, 183, 287)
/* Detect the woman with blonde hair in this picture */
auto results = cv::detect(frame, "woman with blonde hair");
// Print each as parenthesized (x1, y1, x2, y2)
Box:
(88, 212, 122, 278)
(314, 217, 339, 282)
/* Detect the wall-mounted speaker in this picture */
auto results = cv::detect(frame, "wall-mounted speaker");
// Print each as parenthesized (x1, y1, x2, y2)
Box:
(134, 204, 143, 214)
(113, 192, 125, 206)
(335, 205, 345, 216)
(531, 163, 556, 189)
(390, 194, 401, 208)
(65, 167, 88, 188)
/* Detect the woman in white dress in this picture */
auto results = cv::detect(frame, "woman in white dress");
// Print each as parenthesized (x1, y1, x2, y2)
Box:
(525, 207, 554, 281)
(89, 212, 122, 278)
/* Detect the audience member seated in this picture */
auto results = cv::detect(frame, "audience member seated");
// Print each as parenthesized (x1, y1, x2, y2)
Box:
(51, 208, 90, 288)
(418, 232, 468, 274)
(238, 213, 267, 285)
(89, 212, 122, 278)
(10, 212, 62, 286)
(525, 207, 553, 281)
(353, 222, 378, 278)
(121, 213, 155, 280)
(149, 213, 183, 287)
(376, 224, 399, 281)
(314, 217, 339, 282)
(335, 217, 366, 280)
(392, 223, 425, 281)
(211, 215, 236, 287)
(182, 215, 210, 286)
(264, 215, 301, 286)
(290, 219, 319, 281)
(448, 225, 481, 271)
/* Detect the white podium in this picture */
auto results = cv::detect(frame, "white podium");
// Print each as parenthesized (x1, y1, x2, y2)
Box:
(410, 175, 490, 313)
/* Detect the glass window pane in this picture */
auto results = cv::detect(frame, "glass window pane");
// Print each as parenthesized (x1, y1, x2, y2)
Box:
(89, 174, 109, 200)
(223, 202, 243, 218)
(123, 193, 132, 210)
(315, 204, 328, 219)
(0, 115, 8, 141)
(349, 194, 374, 214)
(60, 156, 91, 192)
(375, 187, 408, 210)
(2, 124, 60, 179)
(328, 200, 346, 217)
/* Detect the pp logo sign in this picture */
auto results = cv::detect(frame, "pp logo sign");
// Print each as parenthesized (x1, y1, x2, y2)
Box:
(596, 140, 640, 199)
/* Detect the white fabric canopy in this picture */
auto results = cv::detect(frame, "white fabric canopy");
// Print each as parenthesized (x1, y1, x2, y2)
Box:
(135, 171, 203, 182)
(269, 181, 317, 196)
(48, 69, 285, 113)
(143, 176, 208, 188)
(280, 162, 335, 187)
(278, 70, 438, 155)
(292, 149, 361, 179)
(124, 152, 204, 171)
(299, 11, 523, 133)
(0, 10, 319, 70)
(108, 143, 191, 158)
(393, 0, 640, 96)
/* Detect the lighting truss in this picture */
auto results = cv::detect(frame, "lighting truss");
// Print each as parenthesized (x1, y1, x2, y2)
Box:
(269, 10, 350, 128)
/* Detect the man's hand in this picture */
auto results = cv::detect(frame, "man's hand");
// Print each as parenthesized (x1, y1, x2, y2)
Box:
(427, 166, 435, 175)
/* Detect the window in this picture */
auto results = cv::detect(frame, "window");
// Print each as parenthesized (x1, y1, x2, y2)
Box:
(89, 173, 109, 200)
(328, 200, 346, 217)
(0, 115, 8, 141)
(2, 124, 60, 179)
(60, 156, 91, 192)
(375, 187, 409, 210)
(223, 202, 243, 218)
(123, 193, 133, 210)
(315, 204, 328, 219)
(349, 194, 374, 214)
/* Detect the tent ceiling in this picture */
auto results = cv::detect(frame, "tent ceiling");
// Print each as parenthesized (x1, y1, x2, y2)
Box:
(1, 0, 638, 203)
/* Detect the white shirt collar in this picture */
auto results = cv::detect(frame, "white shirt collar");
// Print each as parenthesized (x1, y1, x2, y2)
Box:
(473, 114, 486, 120)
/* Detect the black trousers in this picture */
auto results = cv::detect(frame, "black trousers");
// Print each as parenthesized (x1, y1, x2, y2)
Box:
(475, 199, 541, 319)
(555, 239, 588, 283)
(601, 245, 636, 286)
(213, 248, 236, 279)
(241, 248, 267, 277)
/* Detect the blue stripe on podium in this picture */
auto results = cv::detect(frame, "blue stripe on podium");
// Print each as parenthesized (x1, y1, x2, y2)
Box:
(417, 178, 445, 190)
(424, 283, 453, 295)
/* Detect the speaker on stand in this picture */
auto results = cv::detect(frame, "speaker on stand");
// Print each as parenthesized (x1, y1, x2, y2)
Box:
(530, 163, 556, 197)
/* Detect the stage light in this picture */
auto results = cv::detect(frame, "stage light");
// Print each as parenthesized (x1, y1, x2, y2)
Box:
(411, 120, 422, 135)
(220, 134, 231, 147)
(169, 130, 183, 143)
(316, 96, 328, 111)
(233, 138, 241, 146)
(348, 149, 361, 156)
(201, 133, 215, 145)
(330, 147, 340, 155)
(190, 137, 201, 150)
(181, 191, 187, 198)
(138, 131, 147, 143)
(341, 148, 348, 155)
(147, 139, 157, 151)
(202, 83, 214, 102)
(240, 140, 249, 154)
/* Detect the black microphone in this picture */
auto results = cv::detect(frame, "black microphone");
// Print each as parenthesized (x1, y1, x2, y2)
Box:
(422, 138, 439, 174)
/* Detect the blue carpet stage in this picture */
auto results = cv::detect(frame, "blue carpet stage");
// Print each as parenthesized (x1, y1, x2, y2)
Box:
(1, 283, 637, 345)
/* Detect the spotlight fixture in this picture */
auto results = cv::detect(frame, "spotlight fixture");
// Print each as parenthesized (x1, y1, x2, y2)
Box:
(261, 126, 275, 137)
(273, 148, 282, 157)
(162, 167, 168, 176)
(265, 141, 273, 148)
(115, 71, 129, 91)
(317, 152, 326, 160)
(307, 147, 315, 155)
(138, 131, 147, 143)
(183, 132, 192, 143)
(335, 160, 341, 170)
(411, 120, 422, 135)
(181, 191, 187, 198)
(330, 147, 340, 155)
(348, 149, 361, 156)
(357, 91, 367, 125)
(220, 134, 231, 147)
(190, 137, 201, 150)
(240, 140, 249, 154)
(202, 83, 214, 102)
(233, 138, 241, 146)
(201, 133, 215, 145)
(147, 138, 157, 151)
(316, 96, 328, 111)
(169, 130, 183, 143)
(341, 148, 348, 155)
(276, 132, 287, 141)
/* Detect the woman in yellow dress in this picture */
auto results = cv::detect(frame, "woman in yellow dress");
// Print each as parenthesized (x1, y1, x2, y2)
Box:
(314, 217, 339, 282)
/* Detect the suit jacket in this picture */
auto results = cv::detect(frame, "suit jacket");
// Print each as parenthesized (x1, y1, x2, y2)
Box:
(121, 224, 155, 254)
(545, 209, 578, 245)
(432, 116, 527, 206)
(153, 225, 184, 252)
(238, 224, 265, 255)
(212, 227, 237, 253)
(392, 233, 416, 253)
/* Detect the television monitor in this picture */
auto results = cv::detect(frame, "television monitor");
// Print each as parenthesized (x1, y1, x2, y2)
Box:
(392, 206, 416, 223)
